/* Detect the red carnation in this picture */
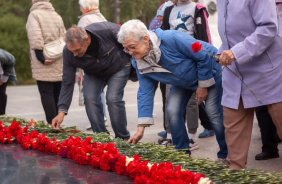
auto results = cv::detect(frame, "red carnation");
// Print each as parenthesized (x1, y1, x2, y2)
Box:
(191, 42, 202, 53)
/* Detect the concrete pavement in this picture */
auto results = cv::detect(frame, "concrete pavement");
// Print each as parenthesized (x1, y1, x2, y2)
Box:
(6, 81, 282, 173)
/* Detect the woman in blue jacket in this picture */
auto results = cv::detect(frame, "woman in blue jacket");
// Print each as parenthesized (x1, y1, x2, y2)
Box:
(117, 19, 227, 158)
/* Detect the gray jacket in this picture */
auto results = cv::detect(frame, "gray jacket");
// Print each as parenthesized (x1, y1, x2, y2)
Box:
(0, 49, 17, 84)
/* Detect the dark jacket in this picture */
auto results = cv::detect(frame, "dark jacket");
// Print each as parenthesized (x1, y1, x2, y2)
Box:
(58, 21, 130, 113)
(0, 48, 17, 84)
(161, 3, 211, 43)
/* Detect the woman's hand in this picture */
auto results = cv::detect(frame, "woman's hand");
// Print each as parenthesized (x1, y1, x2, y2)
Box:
(45, 59, 55, 65)
(196, 87, 208, 104)
(219, 50, 235, 66)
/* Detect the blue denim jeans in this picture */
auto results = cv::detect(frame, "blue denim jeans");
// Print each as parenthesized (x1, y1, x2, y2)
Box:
(166, 83, 228, 158)
(83, 66, 130, 140)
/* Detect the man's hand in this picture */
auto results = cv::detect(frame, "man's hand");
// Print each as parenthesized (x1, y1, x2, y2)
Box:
(52, 112, 65, 129)
(128, 126, 145, 144)
(219, 50, 235, 66)
(196, 87, 208, 104)
(0, 81, 3, 86)
(45, 59, 55, 65)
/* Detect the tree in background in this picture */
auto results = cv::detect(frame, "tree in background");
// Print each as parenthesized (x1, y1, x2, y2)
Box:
(0, 0, 160, 84)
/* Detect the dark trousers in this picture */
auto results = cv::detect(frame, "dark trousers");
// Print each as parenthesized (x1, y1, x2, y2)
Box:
(154, 81, 167, 130)
(37, 81, 62, 124)
(0, 82, 8, 115)
(255, 105, 279, 154)
(199, 102, 213, 130)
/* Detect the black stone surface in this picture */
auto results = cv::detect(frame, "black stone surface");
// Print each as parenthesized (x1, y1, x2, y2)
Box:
(0, 144, 133, 184)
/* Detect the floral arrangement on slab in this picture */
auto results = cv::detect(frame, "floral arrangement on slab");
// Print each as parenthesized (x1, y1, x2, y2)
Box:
(1, 116, 282, 184)
(0, 119, 211, 184)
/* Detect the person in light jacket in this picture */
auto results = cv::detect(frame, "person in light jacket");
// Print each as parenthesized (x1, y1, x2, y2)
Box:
(216, 0, 282, 169)
(26, 0, 66, 125)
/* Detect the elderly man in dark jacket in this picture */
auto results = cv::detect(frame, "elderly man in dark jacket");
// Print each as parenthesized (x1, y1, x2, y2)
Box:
(52, 22, 131, 140)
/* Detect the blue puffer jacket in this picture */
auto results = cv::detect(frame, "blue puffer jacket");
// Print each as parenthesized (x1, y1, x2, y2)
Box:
(133, 28, 221, 123)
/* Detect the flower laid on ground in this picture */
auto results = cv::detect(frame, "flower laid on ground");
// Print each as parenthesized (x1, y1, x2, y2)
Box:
(28, 119, 36, 128)
(0, 120, 212, 184)
(1, 117, 282, 184)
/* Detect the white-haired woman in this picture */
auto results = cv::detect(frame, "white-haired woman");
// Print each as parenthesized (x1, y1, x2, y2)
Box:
(118, 20, 227, 158)
(76, 0, 108, 129)
(26, 0, 65, 125)
(78, 0, 106, 27)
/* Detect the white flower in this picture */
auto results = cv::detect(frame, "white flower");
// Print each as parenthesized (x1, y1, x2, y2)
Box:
(198, 177, 212, 184)
(125, 156, 134, 166)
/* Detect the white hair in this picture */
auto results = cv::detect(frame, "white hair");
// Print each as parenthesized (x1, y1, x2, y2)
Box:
(117, 19, 149, 44)
(79, 0, 99, 10)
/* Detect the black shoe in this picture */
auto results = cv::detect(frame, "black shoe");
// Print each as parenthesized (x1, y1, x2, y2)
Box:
(158, 138, 172, 147)
(255, 152, 279, 160)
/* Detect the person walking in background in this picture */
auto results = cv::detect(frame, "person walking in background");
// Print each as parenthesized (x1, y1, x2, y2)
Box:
(254, 0, 282, 161)
(216, 0, 282, 169)
(160, 0, 215, 149)
(76, 0, 108, 129)
(118, 20, 227, 159)
(26, 0, 65, 125)
(255, 106, 280, 160)
(52, 23, 131, 140)
(0, 49, 17, 115)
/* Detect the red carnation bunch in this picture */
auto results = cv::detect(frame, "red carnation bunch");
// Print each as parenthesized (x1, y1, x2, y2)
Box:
(0, 121, 212, 184)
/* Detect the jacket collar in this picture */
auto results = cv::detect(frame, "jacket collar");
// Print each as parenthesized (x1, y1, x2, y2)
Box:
(135, 31, 161, 69)
(78, 9, 102, 19)
(30, 2, 54, 12)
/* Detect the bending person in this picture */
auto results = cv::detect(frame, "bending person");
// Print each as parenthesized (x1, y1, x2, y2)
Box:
(117, 20, 227, 158)
(52, 23, 131, 140)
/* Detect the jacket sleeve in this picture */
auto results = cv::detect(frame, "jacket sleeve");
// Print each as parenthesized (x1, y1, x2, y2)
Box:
(57, 48, 76, 114)
(231, 0, 279, 65)
(132, 59, 155, 125)
(161, 6, 173, 30)
(172, 32, 216, 87)
(26, 12, 44, 50)
(194, 7, 211, 44)
(0, 49, 16, 80)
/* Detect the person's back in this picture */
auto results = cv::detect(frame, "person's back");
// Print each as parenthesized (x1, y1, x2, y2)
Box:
(26, 0, 65, 81)
(78, 0, 107, 27)
(26, 0, 66, 125)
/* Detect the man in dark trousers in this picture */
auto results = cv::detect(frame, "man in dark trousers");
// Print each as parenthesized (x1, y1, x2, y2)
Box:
(52, 22, 131, 140)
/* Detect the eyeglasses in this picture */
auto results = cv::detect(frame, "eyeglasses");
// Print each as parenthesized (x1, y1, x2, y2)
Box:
(123, 46, 137, 53)
(123, 41, 143, 53)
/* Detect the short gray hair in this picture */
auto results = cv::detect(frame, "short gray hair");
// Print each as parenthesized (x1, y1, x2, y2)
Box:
(79, 0, 99, 10)
(32, 0, 50, 2)
(117, 19, 149, 44)
(65, 25, 88, 45)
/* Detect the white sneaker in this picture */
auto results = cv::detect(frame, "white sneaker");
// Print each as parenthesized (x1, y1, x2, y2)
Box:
(189, 139, 199, 151)
(85, 124, 92, 130)
(104, 117, 108, 127)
